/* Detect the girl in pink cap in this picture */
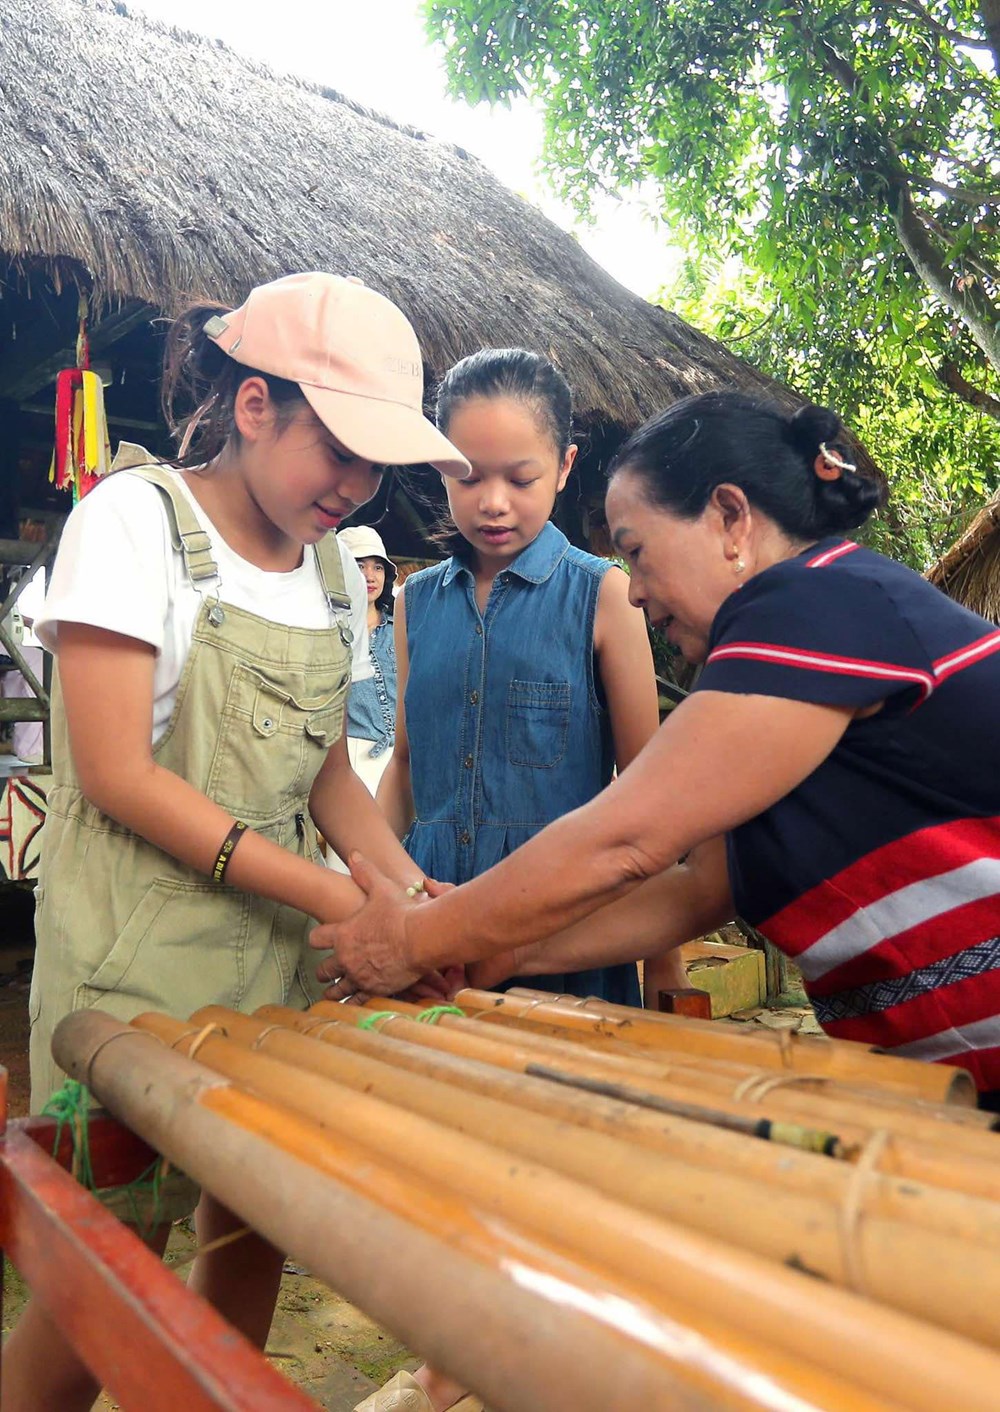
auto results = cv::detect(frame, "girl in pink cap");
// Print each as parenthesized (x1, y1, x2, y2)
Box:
(4, 273, 468, 1412)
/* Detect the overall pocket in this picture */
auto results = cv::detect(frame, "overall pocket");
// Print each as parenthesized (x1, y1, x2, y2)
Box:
(506, 679, 571, 768)
(209, 665, 349, 818)
(75, 877, 245, 1017)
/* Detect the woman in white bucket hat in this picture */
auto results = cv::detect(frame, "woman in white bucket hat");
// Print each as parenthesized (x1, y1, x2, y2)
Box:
(335, 524, 399, 798)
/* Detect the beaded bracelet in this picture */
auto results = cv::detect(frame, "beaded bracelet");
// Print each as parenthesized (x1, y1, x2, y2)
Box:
(405, 879, 426, 898)
(212, 820, 248, 884)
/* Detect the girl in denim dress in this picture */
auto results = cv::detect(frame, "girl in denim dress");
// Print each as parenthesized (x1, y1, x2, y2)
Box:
(378, 349, 680, 1007)
(361, 354, 683, 1412)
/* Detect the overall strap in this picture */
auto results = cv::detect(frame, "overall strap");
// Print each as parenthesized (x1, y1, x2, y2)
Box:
(113, 456, 219, 585)
(314, 532, 352, 619)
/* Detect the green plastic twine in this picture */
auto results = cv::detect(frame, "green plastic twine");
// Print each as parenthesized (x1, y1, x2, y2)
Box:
(42, 1077, 168, 1234)
(42, 1078, 96, 1190)
(357, 1011, 397, 1031)
(416, 1005, 466, 1025)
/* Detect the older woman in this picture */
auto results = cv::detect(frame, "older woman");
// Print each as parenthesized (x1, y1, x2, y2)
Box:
(315, 392, 1000, 1110)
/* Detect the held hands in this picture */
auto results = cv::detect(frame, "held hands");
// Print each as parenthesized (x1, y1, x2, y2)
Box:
(311, 854, 452, 1001)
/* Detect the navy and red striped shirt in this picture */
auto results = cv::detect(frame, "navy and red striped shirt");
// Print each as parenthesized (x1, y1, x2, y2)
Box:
(696, 538, 1000, 1093)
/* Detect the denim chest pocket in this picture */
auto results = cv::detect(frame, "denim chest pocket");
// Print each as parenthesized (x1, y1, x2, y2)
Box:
(506, 679, 571, 768)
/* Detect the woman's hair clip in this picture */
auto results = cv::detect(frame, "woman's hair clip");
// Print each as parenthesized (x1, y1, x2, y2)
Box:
(815, 441, 857, 481)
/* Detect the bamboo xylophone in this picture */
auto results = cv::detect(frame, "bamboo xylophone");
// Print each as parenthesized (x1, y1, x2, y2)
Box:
(49, 987, 1000, 1412)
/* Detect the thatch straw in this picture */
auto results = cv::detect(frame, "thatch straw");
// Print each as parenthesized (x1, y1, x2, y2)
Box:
(927, 495, 1000, 624)
(2, 0, 826, 436)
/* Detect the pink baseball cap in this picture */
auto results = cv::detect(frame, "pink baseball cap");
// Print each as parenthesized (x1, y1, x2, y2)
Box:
(203, 272, 470, 478)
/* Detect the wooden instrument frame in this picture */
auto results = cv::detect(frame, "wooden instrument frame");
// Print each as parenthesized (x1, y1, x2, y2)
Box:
(0, 1066, 316, 1410)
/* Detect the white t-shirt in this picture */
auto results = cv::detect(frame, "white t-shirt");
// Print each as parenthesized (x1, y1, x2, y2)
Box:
(37, 473, 371, 745)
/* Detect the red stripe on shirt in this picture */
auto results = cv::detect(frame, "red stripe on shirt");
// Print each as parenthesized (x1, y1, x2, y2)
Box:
(819, 966, 1000, 1051)
(705, 641, 936, 701)
(806, 894, 1000, 997)
(761, 815, 1000, 955)
(934, 630, 1000, 683)
(805, 541, 860, 568)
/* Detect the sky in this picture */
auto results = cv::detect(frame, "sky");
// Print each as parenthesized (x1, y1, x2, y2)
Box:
(126, 0, 679, 299)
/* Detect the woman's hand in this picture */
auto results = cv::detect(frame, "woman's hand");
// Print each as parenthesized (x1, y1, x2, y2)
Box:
(312, 853, 425, 998)
(467, 954, 520, 990)
(393, 965, 467, 1004)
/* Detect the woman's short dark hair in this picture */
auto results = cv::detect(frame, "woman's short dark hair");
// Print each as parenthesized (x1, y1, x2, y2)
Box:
(430, 348, 574, 555)
(162, 302, 306, 468)
(609, 392, 885, 539)
(370, 563, 395, 617)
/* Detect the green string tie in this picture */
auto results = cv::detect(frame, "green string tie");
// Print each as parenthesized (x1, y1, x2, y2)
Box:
(42, 1078, 95, 1190)
(416, 1005, 465, 1025)
(41, 1077, 169, 1234)
(357, 1011, 397, 1031)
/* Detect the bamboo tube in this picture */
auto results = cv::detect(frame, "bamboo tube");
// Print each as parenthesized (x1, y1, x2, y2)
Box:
(453, 988, 974, 1105)
(52, 1016, 903, 1412)
(52, 1011, 743, 1412)
(260, 1004, 1000, 1205)
(123, 1009, 1000, 1412)
(335, 1001, 1000, 1174)
(509, 990, 992, 1130)
(374, 995, 994, 1132)
(173, 1005, 1000, 1346)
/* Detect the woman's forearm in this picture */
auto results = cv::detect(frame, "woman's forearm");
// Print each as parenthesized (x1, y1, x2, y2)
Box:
(404, 692, 853, 975)
(511, 840, 733, 977)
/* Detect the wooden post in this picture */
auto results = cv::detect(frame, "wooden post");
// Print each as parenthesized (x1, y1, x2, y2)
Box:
(657, 987, 713, 1019)
(0, 1064, 7, 1392)
(0, 401, 20, 540)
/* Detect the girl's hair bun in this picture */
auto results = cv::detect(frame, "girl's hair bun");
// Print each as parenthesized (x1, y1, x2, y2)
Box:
(788, 403, 843, 457)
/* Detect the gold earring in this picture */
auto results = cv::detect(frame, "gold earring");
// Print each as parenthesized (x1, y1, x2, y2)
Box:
(734, 557, 745, 574)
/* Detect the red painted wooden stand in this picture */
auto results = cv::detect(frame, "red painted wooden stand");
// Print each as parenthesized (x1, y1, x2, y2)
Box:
(0, 1066, 318, 1410)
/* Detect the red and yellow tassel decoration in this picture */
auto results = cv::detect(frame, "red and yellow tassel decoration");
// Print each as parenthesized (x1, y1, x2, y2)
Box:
(49, 294, 112, 502)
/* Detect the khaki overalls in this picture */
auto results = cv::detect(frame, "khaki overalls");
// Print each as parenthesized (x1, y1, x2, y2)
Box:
(30, 461, 353, 1120)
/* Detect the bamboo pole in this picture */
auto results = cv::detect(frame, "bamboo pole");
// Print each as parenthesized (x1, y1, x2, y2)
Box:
(260, 1004, 1000, 1197)
(326, 999, 999, 1174)
(508, 989, 992, 1128)
(335, 1000, 1000, 1169)
(169, 1006, 1000, 1348)
(453, 989, 974, 1105)
(49, 1011, 746, 1412)
(121, 1011, 1000, 1412)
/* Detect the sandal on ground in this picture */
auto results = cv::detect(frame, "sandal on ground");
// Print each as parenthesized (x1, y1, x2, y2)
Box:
(353, 1372, 483, 1412)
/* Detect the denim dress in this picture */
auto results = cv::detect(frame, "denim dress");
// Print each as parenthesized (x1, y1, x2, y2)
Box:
(403, 521, 641, 1005)
(347, 615, 396, 756)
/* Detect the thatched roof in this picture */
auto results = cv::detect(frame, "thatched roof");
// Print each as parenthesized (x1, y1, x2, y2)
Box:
(1, 0, 811, 434)
(927, 493, 1000, 624)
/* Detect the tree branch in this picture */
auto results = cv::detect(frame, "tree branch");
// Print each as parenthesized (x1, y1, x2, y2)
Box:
(936, 361, 1000, 418)
(908, 175, 1000, 207)
(894, 0, 991, 50)
(784, 10, 1000, 374)
(978, 0, 1000, 74)
(914, 210, 1000, 287)
(890, 179, 1000, 369)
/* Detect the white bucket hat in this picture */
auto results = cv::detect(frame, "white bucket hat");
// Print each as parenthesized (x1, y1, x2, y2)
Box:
(337, 525, 398, 582)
